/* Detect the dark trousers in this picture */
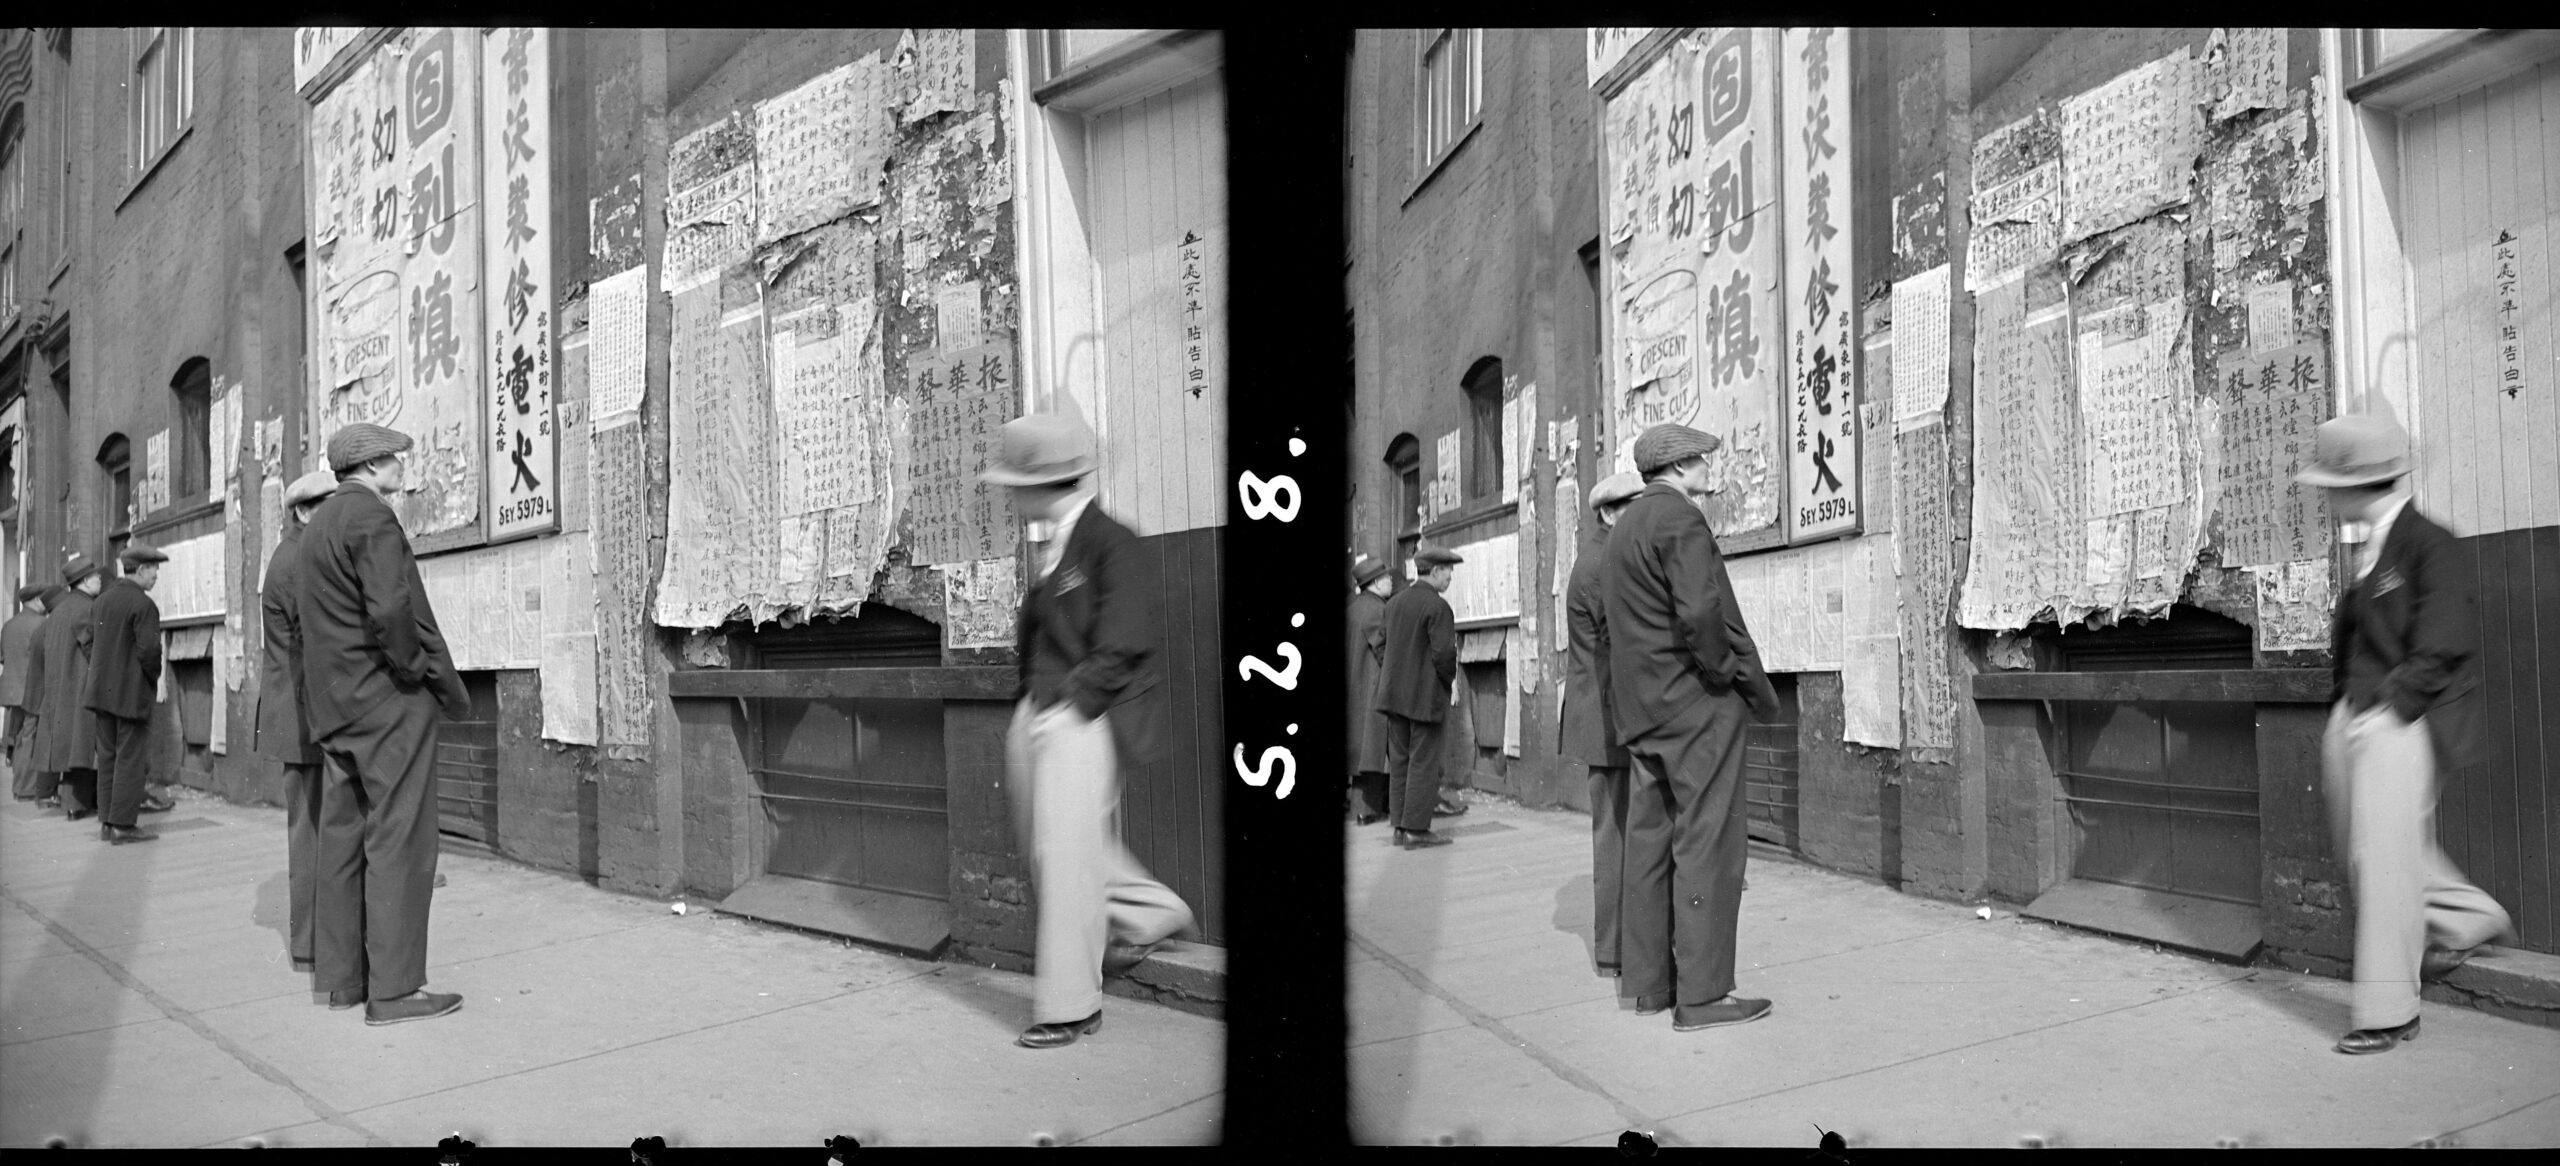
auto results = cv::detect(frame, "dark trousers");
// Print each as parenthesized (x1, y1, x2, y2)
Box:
(6, 708, 37, 797)
(1382, 713, 1448, 833)
(314, 690, 443, 1000)
(283, 761, 326, 964)
(93, 712, 152, 829)
(52, 767, 96, 812)
(1349, 770, 1390, 818)
(1620, 693, 1751, 1008)
(1588, 763, 1630, 977)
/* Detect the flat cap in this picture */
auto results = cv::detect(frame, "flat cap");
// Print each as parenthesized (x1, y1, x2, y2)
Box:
(1590, 470, 1645, 511)
(119, 543, 170, 567)
(1352, 557, 1392, 587)
(16, 583, 46, 603)
(1414, 547, 1465, 568)
(286, 468, 340, 508)
(63, 554, 101, 586)
(326, 422, 415, 473)
(1633, 423, 1722, 473)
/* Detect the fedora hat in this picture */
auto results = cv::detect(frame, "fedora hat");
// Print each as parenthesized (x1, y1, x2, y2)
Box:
(980, 412, 1097, 487)
(2293, 399, 2409, 488)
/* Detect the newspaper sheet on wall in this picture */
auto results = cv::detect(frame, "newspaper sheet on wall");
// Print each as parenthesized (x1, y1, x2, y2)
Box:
(1960, 282, 2082, 629)
(655, 281, 772, 628)
(902, 344, 1017, 568)
(1724, 537, 1850, 672)
(1446, 531, 1521, 624)
(155, 532, 227, 622)
(755, 54, 889, 245)
(1842, 533, 1900, 747)
(540, 528, 598, 745)
(664, 113, 758, 294)
(142, 430, 170, 515)
(1895, 422, 1959, 751)
(589, 414, 652, 749)
(1783, 27, 1861, 542)
(901, 28, 975, 123)
(2076, 304, 2185, 516)
(1966, 110, 2062, 294)
(2059, 49, 2198, 245)
(942, 557, 1019, 650)
(2205, 27, 2287, 123)
(2216, 342, 2330, 567)
(486, 26, 557, 543)
(2252, 555, 2331, 652)
(418, 535, 546, 670)
(1890, 265, 1951, 431)
(585, 265, 650, 422)
(1429, 430, 1462, 525)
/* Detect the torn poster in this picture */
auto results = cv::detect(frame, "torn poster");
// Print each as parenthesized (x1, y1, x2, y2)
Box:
(2076, 305, 2183, 516)
(209, 379, 237, 505)
(2215, 342, 2330, 567)
(1500, 390, 1523, 505)
(586, 265, 651, 421)
(1502, 628, 1525, 757)
(1895, 420, 1959, 751)
(1890, 170, 1948, 272)
(655, 282, 774, 628)
(2246, 280, 2296, 353)
(904, 344, 1020, 567)
(589, 414, 654, 747)
(664, 162, 756, 295)
(754, 54, 889, 246)
(1960, 281, 2081, 630)
(1724, 538, 1849, 672)
(1430, 429, 1462, 525)
(540, 529, 599, 745)
(142, 430, 169, 515)
(942, 556, 1020, 650)
(589, 173, 645, 271)
(2059, 49, 2198, 245)
(1966, 110, 2063, 294)
(2205, 27, 2287, 123)
(904, 28, 975, 123)
(2252, 555, 2332, 652)
(1860, 334, 1896, 533)
(935, 279, 984, 351)
(1843, 534, 1901, 748)
(1890, 264, 1950, 432)
(1550, 473, 1580, 655)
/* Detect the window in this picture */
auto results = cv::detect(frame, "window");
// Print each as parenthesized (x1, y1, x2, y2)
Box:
(98, 434, 132, 560)
(129, 27, 193, 176)
(1, 111, 21, 322)
(1461, 356, 1503, 501)
(1415, 28, 1482, 174)
(172, 357, 210, 502)
(52, 30, 72, 267)
(1385, 433, 1421, 575)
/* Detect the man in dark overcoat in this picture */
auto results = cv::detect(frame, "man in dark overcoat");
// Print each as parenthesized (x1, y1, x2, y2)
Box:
(1561, 470, 1642, 980)
(298, 423, 471, 1026)
(5, 584, 49, 799)
(1604, 423, 1781, 1031)
(85, 544, 174, 843)
(259, 469, 344, 973)
(2294, 404, 2512, 1055)
(985, 411, 1193, 1050)
(33, 556, 106, 821)
(1345, 556, 1395, 824)
(1376, 546, 1463, 849)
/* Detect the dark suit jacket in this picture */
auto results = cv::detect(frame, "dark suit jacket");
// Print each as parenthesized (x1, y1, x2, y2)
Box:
(2332, 502, 2483, 770)
(29, 588, 97, 771)
(1559, 531, 1628, 768)
(1, 609, 44, 709)
(1346, 589, 1390, 772)
(1603, 482, 1780, 741)
(255, 524, 322, 765)
(296, 482, 467, 739)
(1015, 502, 1165, 769)
(1374, 578, 1456, 723)
(83, 578, 163, 721)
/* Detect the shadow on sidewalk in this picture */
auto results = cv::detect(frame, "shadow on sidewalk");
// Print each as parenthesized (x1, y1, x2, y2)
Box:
(1345, 815, 1451, 1144)
(0, 805, 162, 1146)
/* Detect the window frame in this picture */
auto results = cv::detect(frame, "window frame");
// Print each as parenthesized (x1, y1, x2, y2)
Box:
(98, 433, 133, 557)
(170, 359, 211, 504)
(51, 29, 72, 275)
(1460, 356, 1504, 503)
(0, 111, 21, 325)
(124, 26, 194, 199)
(1410, 27, 1483, 195)
(1385, 433, 1422, 576)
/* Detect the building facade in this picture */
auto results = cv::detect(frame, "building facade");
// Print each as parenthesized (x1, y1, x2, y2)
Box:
(1348, 27, 2558, 978)
(5, 27, 1230, 987)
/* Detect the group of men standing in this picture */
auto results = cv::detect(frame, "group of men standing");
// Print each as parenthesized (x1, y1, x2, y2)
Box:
(2, 421, 470, 1027)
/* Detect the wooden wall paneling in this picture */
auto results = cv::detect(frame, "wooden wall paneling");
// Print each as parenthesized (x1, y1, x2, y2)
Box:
(2528, 526, 2560, 950)
(2476, 80, 2520, 537)
(2475, 531, 2518, 904)
(2498, 65, 2558, 530)
(1166, 528, 1210, 933)
(1194, 527, 1226, 942)
(2450, 88, 2494, 536)
(2540, 66, 2560, 526)
(1088, 95, 1135, 519)
(1184, 76, 1229, 533)
(2402, 101, 2447, 512)
(1139, 85, 1181, 535)
(2501, 529, 2547, 947)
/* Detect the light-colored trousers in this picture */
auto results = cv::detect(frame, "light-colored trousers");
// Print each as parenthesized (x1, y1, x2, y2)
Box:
(1005, 699, 1193, 1024)
(2320, 701, 2512, 1030)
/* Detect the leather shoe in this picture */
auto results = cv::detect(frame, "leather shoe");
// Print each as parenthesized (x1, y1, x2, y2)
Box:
(2335, 1017, 2418, 1054)
(291, 956, 315, 973)
(1104, 937, 1168, 978)
(1353, 812, 1384, 826)
(326, 988, 366, 1010)
(35, 797, 59, 809)
(1432, 800, 1469, 818)
(364, 990, 463, 1026)
(1631, 992, 1671, 1016)
(433, 872, 448, 889)
(1016, 1010, 1102, 1049)
(65, 808, 94, 821)
(138, 795, 176, 814)
(1396, 828, 1452, 849)
(104, 824, 157, 845)
(1673, 996, 1773, 1031)
(2421, 945, 2480, 981)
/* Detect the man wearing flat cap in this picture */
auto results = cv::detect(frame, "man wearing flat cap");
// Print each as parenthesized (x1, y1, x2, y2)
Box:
(85, 543, 176, 843)
(985, 409, 1193, 1050)
(32, 555, 108, 822)
(1376, 546, 1465, 849)
(299, 422, 472, 1025)
(259, 469, 345, 974)
(1345, 555, 1396, 825)
(1563, 470, 1643, 980)
(1604, 423, 1781, 1031)
(2294, 401, 2510, 1055)
(4, 584, 50, 799)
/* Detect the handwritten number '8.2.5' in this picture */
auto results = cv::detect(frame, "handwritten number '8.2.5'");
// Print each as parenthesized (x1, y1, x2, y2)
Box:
(1234, 469, 1300, 799)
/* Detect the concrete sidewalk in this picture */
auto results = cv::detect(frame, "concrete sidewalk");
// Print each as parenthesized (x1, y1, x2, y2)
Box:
(0, 789, 1220, 1148)
(1347, 792, 2560, 1148)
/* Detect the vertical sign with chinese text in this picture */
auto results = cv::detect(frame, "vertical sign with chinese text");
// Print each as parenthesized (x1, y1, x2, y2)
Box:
(2492, 228, 2527, 401)
(1782, 27, 1858, 542)
(1687, 28, 1784, 542)
(484, 27, 556, 541)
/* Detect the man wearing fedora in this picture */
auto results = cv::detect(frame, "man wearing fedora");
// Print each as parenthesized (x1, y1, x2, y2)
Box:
(259, 469, 346, 974)
(1605, 423, 1782, 1032)
(32, 555, 108, 822)
(4, 583, 50, 800)
(299, 423, 472, 1025)
(1346, 554, 1396, 825)
(983, 409, 1194, 1050)
(1563, 470, 1643, 980)
(2294, 402, 2512, 1055)
(1376, 546, 1465, 849)
(85, 543, 178, 844)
